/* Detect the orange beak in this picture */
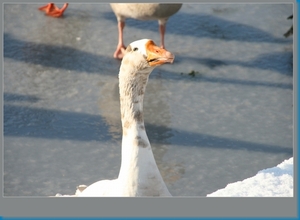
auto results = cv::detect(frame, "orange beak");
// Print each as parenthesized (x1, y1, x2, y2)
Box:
(145, 40, 175, 66)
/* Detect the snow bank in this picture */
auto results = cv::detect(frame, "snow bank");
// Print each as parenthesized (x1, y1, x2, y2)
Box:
(207, 157, 293, 197)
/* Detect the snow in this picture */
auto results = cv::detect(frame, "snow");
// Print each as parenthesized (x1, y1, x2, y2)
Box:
(207, 157, 293, 197)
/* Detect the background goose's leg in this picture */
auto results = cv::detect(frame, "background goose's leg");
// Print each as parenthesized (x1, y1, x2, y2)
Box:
(113, 21, 127, 59)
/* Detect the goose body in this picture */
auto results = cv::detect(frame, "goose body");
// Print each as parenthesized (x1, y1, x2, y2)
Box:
(78, 39, 175, 197)
(110, 3, 182, 59)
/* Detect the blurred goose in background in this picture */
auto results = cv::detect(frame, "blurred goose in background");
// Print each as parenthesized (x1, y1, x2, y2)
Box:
(38, 3, 182, 59)
(110, 3, 182, 59)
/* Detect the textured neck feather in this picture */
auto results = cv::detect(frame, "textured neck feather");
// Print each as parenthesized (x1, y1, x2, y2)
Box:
(117, 60, 171, 196)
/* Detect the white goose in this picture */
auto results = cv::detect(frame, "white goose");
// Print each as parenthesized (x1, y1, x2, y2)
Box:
(110, 3, 182, 59)
(76, 39, 175, 197)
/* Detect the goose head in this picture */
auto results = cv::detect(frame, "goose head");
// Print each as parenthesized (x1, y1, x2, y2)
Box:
(120, 39, 174, 75)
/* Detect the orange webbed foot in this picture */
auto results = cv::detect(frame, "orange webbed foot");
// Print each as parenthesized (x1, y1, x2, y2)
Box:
(38, 3, 68, 18)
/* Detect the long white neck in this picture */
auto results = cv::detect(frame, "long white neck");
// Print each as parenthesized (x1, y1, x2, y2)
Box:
(117, 64, 171, 196)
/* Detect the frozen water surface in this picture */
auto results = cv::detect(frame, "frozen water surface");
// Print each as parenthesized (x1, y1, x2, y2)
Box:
(3, 3, 293, 196)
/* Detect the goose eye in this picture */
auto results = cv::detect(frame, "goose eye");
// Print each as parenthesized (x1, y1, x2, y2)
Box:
(133, 47, 138, 51)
